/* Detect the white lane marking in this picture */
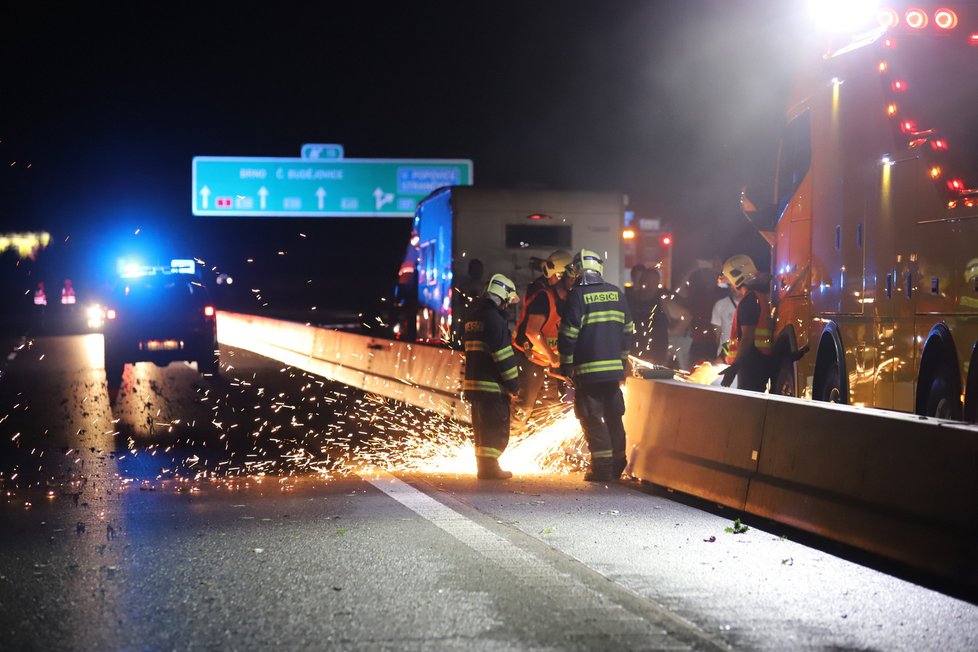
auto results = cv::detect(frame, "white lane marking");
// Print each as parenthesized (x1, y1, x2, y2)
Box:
(363, 470, 715, 650)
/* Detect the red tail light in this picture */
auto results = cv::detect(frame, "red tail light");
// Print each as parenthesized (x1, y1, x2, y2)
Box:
(106, 308, 117, 320)
(905, 8, 928, 29)
(934, 9, 958, 30)
(878, 8, 899, 28)
(204, 306, 215, 317)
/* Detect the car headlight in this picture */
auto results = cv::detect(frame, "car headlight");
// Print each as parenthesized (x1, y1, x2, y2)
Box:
(86, 304, 105, 329)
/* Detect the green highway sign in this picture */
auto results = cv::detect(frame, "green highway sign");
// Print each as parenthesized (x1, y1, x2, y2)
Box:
(192, 157, 474, 217)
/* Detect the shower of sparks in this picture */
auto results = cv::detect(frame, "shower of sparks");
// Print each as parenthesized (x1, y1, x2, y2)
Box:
(0, 354, 592, 496)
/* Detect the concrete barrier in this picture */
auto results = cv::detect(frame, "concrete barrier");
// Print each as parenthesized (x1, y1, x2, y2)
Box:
(624, 378, 766, 511)
(217, 312, 470, 422)
(623, 377, 978, 589)
(749, 398, 978, 585)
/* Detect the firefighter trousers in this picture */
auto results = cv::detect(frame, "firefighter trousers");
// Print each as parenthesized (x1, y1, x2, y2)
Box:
(573, 382, 626, 472)
(737, 349, 777, 392)
(469, 394, 512, 460)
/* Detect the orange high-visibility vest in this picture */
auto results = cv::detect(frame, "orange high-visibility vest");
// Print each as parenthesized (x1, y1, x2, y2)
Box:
(523, 287, 561, 367)
(726, 289, 772, 362)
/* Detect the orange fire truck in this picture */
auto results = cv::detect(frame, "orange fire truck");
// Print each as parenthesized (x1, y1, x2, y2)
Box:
(749, 4, 978, 421)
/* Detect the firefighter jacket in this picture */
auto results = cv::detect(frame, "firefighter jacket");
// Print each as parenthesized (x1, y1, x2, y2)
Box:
(463, 297, 521, 399)
(558, 278, 635, 385)
(515, 286, 561, 367)
(726, 289, 773, 362)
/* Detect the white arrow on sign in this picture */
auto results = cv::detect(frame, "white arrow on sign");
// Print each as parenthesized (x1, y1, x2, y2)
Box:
(258, 186, 269, 210)
(373, 187, 394, 211)
(199, 185, 211, 210)
(316, 187, 327, 210)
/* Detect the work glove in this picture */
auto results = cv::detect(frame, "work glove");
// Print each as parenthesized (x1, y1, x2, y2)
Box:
(560, 365, 575, 387)
(718, 363, 739, 387)
(789, 345, 810, 362)
(548, 368, 569, 382)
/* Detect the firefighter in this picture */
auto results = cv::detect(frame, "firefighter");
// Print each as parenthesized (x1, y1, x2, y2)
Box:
(718, 254, 775, 392)
(463, 273, 522, 480)
(558, 249, 635, 481)
(511, 249, 573, 434)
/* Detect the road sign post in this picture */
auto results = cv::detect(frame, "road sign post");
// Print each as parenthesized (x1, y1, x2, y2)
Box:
(192, 157, 473, 217)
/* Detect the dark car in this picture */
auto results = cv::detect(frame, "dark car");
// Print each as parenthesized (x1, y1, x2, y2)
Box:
(102, 268, 219, 386)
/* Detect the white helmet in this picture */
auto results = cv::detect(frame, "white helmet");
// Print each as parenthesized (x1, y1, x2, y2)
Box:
(486, 273, 519, 304)
(722, 254, 758, 289)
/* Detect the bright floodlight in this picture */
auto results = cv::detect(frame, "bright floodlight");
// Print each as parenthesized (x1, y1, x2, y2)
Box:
(808, 0, 881, 33)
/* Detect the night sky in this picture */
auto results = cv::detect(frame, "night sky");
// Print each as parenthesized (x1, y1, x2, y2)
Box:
(1, 1, 806, 315)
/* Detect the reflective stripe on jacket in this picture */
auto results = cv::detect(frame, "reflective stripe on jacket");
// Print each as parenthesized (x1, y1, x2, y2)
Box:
(558, 279, 635, 385)
(463, 297, 521, 398)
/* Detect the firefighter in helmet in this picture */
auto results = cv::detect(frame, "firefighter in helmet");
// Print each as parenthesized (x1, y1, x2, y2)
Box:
(718, 254, 776, 392)
(511, 249, 574, 434)
(558, 249, 635, 481)
(462, 273, 522, 479)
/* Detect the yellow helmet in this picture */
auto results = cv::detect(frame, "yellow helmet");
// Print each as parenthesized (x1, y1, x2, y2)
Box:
(569, 249, 604, 277)
(486, 273, 519, 304)
(722, 254, 758, 289)
(542, 249, 573, 279)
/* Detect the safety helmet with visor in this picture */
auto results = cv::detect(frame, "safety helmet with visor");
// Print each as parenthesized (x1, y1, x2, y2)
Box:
(486, 273, 520, 305)
(568, 249, 604, 278)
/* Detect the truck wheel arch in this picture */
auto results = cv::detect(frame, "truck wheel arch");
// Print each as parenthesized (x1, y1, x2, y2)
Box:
(916, 323, 963, 420)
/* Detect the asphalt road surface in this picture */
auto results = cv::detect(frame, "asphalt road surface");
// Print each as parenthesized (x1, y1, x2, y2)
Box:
(1, 332, 977, 651)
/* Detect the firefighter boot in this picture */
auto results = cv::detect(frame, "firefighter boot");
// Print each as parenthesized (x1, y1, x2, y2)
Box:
(584, 458, 615, 482)
(612, 456, 627, 480)
(477, 457, 513, 480)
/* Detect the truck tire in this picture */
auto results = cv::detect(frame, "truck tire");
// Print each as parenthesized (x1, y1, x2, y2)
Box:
(814, 360, 843, 404)
(923, 366, 962, 421)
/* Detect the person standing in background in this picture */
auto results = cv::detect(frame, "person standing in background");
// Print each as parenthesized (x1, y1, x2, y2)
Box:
(627, 266, 669, 366)
(710, 272, 740, 360)
(718, 255, 775, 392)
